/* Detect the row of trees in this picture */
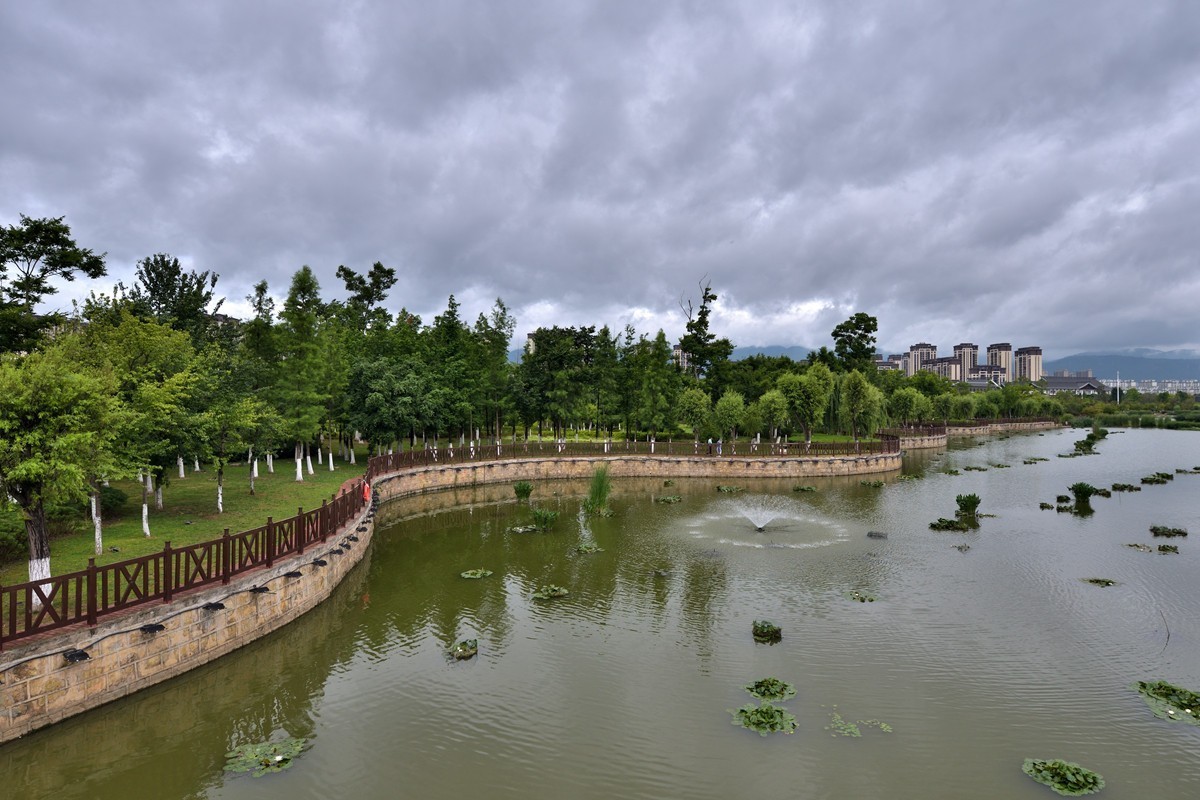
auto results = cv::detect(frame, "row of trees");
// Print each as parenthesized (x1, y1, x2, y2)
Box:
(1, 216, 1069, 587)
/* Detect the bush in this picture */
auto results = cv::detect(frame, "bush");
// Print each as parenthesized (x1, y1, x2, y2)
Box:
(513, 481, 533, 501)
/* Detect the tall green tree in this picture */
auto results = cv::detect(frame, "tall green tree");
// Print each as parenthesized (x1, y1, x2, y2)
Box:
(713, 389, 746, 441)
(0, 342, 118, 585)
(127, 253, 224, 347)
(276, 267, 330, 479)
(777, 363, 834, 446)
(676, 387, 712, 441)
(831, 312, 878, 373)
(678, 280, 733, 383)
(0, 214, 106, 352)
(839, 369, 885, 441)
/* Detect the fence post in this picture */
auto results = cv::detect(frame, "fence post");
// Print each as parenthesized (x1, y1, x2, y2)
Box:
(266, 517, 276, 568)
(86, 559, 98, 627)
(222, 529, 231, 584)
(163, 541, 173, 603)
(320, 499, 329, 542)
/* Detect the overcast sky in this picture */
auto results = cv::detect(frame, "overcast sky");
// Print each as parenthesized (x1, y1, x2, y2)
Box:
(4, 1, 1198, 359)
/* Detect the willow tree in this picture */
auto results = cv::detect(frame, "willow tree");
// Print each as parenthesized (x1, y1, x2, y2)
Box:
(0, 343, 118, 586)
(839, 369, 885, 442)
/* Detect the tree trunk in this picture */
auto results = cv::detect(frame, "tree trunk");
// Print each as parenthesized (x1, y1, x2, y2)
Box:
(154, 480, 163, 511)
(295, 441, 304, 482)
(328, 445, 334, 471)
(194, 456, 201, 472)
(305, 441, 314, 475)
(250, 458, 257, 495)
(23, 499, 52, 604)
(316, 439, 323, 465)
(142, 472, 152, 537)
(349, 441, 356, 464)
(178, 455, 185, 478)
(267, 452, 274, 473)
(217, 465, 224, 513)
(91, 484, 103, 556)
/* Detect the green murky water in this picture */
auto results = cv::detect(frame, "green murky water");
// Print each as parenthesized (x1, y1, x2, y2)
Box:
(3, 429, 1199, 799)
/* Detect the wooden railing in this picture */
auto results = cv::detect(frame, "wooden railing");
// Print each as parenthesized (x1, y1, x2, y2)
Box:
(1, 478, 368, 650)
(879, 425, 947, 437)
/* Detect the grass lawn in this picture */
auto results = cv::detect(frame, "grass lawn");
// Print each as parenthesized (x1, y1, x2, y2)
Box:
(1, 455, 367, 587)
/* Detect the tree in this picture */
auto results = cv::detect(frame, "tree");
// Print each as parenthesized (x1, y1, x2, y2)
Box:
(678, 280, 733, 382)
(127, 253, 224, 347)
(777, 363, 834, 446)
(831, 312, 878, 373)
(276, 267, 330, 478)
(0, 342, 118, 586)
(888, 387, 925, 426)
(713, 389, 745, 441)
(676, 387, 712, 441)
(757, 388, 789, 440)
(0, 214, 106, 352)
(839, 369, 884, 441)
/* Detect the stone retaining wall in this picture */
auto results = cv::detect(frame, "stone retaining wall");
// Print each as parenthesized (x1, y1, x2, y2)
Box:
(897, 434, 947, 450)
(947, 420, 1061, 435)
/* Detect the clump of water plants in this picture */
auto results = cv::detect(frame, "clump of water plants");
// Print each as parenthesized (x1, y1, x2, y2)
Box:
(1056, 495, 1071, 503)
(953, 544, 970, 552)
(848, 590, 876, 603)
(460, 568, 493, 579)
(963, 465, 988, 472)
(752, 620, 782, 644)
(513, 481, 533, 501)
(656, 495, 682, 504)
(716, 485, 744, 493)
(1083, 578, 1117, 587)
(1111, 483, 1140, 492)
(1132, 680, 1200, 725)
(941, 468, 961, 476)
(955, 493, 981, 518)
(991, 463, 1011, 469)
(730, 701, 797, 736)
(1150, 525, 1187, 538)
(574, 542, 603, 554)
(1126, 543, 1152, 552)
(1158, 544, 1179, 554)
(823, 706, 893, 738)
(532, 585, 569, 600)
(930, 517, 969, 532)
(1142, 473, 1172, 485)
(745, 677, 796, 701)
(859, 480, 884, 488)
(1040, 502, 1054, 510)
(1021, 758, 1105, 796)
(531, 507, 559, 530)
(793, 485, 817, 492)
(1025, 457, 1049, 464)
(663, 479, 675, 486)
(450, 639, 478, 660)
(508, 524, 538, 534)
(582, 465, 612, 516)
(1069, 483, 1098, 502)
(224, 738, 307, 777)
(897, 473, 919, 481)
(1095, 488, 1112, 498)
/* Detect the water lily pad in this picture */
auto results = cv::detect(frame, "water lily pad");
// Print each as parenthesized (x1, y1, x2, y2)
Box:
(224, 738, 306, 777)
(460, 568, 493, 579)
(1021, 758, 1105, 796)
(751, 620, 782, 644)
(745, 677, 796, 701)
(730, 701, 796, 736)
(574, 542, 603, 554)
(450, 639, 478, 660)
(532, 585, 569, 600)
(1133, 680, 1200, 725)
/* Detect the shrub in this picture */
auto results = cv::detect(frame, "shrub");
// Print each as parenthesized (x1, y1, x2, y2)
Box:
(513, 481, 533, 501)
(531, 507, 558, 530)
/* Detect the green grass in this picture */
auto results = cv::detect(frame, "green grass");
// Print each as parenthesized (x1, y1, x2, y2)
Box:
(1, 454, 366, 586)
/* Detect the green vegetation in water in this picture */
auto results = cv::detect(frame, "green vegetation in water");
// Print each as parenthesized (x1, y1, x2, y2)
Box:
(507, 524, 538, 534)
(823, 706, 893, 738)
(1126, 543, 1152, 552)
(848, 590, 876, 603)
(716, 485, 744, 493)
(1150, 525, 1187, 538)
(574, 542, 603, 554)
(1040, 502, 1054, 510)
(531, 585, 569, 600)
(859, 480, 884, 488)
(896, 474, 919, 481)
(460, 568, 493, 579)
(955, 493, 981, 517)
(1142, 472, 1173, 485)
(656, 495, 682, 504)
(1026, 457, 1049, 463)
(1021, 758, 1105, 796)
(450, 639, 478, 660)
(730, 701, 797, 736)
(1133, 680, 1200, 725)
(941, 468, 961, 476)
(963, 465, 988, 472)
(224, 738, 307, 777)
(531, 507, 559, 530)
(1068, 482, 1098, 502)
(1082, 578, 1117, 587)
(1158, 544, 1179, 554)
(582, 465, 612, 515)
(744, 677, 796, 701)
(513, 481, 533, 501)
(1094, 488, 1112, 498)
(953, 544, 970, 552)
(1056, 505, 1074, 513)
(752, 620, 782, 644)
(991, 463, 1011, 469)
(1111, 483, 1141, 492)
(930, 518, 969, 532)
(663, 479, 675, 486)
(1056, 495, 1071, 503)
(793, 485, 818, 492)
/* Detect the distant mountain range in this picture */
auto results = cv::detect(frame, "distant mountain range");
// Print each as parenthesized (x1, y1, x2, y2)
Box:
(1044, 350, 1200, 382)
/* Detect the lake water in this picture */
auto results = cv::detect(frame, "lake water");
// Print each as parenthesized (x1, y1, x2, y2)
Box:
(3, 428, 1198, 799)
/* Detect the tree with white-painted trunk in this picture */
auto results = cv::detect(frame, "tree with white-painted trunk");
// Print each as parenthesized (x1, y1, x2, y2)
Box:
(0, 342, 118, 589)
(276, 267, 330, 483)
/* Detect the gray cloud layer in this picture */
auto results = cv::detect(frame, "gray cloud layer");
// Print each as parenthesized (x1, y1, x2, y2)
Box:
(3, 1, 1198, 357)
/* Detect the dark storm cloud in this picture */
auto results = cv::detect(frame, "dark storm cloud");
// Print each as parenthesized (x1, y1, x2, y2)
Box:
(2, 0, 1198, 357)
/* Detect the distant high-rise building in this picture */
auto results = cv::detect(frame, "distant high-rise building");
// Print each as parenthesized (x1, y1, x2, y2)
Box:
(930, 356, 962, 382)
(953, 343, 978, 379)
(986, 343, 1012, 381)
(907, 342, 937, 376)
(1014, 346, 1043, 382)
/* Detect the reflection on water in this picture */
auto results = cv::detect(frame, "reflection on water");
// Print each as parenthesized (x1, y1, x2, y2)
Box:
(3, 429, 1199, 799)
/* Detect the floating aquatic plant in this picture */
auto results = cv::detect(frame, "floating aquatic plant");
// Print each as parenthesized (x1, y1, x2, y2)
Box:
(1111, 483, 1141, 492)
(460, 568, 493, 579)
(745, 677, 796, 701)
(955, 493, 981, 517)
(929, 518, 969, 532)
(1040, 502, 1054, 510)
(1141, 474, 1170, 485)
(574, 542, 603, 554)
(1095, 488, 1112, 498)
(531, 584, 569, 600)
(941, 468, 961, 475)
(793, 485, 817, 492)
(531, 507, 559, 530)
(1056, 495, 1071, 503)
(953, 544, 970, 552)
(991, 463, 1011, 468)
(752, 620, 782, 644)
(1056, 505, 1074, 513)
(848, 590, 876, 603)
(663, 479, 675, 486)
(1134, 681, 1200, 725)
(450, 639, 478, 660)
(513, 481, 533, 500)
(1021, 758, 1105, 796)
(1150, 525, 1187, 538)
(716, 485, 744, 493)
(224, 738, 307, 777)
(1158, 544, 1179, 554)
(1125, 543, 1152, 552)
(656, 495, 682, 504)
(896, 474, 919, 481)
(1082, 578, 1117, 587)
(823, 706, 893, 738)
(859, 480, 884, 488)
(730, 701, 797, 736)
(963, 465, 988, 472)
(508, 524, 538, 534)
